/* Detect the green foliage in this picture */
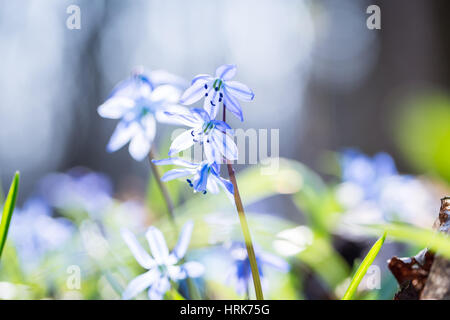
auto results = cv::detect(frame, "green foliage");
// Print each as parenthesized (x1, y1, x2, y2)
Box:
(370, 224, 450, 259)
(393, 93, 450, 183)
(0, 172, 20, 259)
(342, 232, 386, 300)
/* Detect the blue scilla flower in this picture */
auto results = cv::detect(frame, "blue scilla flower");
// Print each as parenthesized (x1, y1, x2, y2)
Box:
(152, 158, 234, 200)
(121, 221, 204, 300)
(165, 107, 238, 164)
(340, 149, 397, 200)
(226, 242, 289, 295)
(179, 64, 255, 121)
(98, 68, 186, 161)
(9, 198, 74, 271)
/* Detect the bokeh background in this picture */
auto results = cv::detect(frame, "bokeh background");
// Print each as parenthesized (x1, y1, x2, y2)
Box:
(1, 0, 450, 300)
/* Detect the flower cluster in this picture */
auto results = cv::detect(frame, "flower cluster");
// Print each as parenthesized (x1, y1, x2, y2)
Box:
(154, 64, 254, 199)
(336, 149, 435, 236)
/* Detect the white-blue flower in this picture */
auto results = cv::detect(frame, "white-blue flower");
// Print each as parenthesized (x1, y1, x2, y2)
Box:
(121, 221, 204, 300)
(180, 64, 254, 121)
(152, 158, 234, 201)
(165, 107, 238, 164)
(98, 69, 186, 161)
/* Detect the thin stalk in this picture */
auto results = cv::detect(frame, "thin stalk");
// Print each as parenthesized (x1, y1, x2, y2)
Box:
(223, 106, 264, 300)
(148, 147, 176, 226)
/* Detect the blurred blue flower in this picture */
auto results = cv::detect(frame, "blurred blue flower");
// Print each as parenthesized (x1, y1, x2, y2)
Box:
(152, 158, 234, 200)
(9, 198, 74, 270)
(121, 221, 204, 300)
(340, 149, 397, 200)
(98, 68, 186, 161)
(180, 64, 254, 121)
(38, 167, 113, 218)
(165, 107, 238, 163)
(226, 242, 289, 295)
(337, 149, 435, 232)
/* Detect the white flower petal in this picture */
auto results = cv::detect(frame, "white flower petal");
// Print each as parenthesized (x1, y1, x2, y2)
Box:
(122, 269, 159, 300)
(169, 130, 195, 156)
(98, 97, 135, 119)
(146, 226, 170, 264)
(107, 121, 139, 153)
(148, 277, 170, 300)
(121, 229, 156, 269)
(171, 221, 194, 260)
(211, 130, 238, 161)
(128, 131, 151, 161)
(161, 168, 196, 182)
(225, 81, 254, 101)
(215, 64, 237, 81)
(182, 261, 205, 278)
(179, 79, 209, 105)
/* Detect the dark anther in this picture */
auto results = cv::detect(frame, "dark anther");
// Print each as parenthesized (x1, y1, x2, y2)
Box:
(202, 190, 207, 195)
(190, 130, 195, 136)
(218, 98, 222, 103)
(204, 84, 208, 89)
(205, 93, 208, 97)
(215, 87, 219, 91)
(219, 93, 223, 98)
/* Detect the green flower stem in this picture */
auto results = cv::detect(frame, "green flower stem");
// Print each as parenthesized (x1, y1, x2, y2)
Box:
(223, 106, 264, 300)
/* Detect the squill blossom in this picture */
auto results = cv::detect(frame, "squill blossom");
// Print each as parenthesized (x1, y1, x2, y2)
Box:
(98, 69, 186, 161)
(121, 221, 204, 300)
(179, 64, 254, 121)
(165, 107, 238, 164)
(152, 158, 234, 200)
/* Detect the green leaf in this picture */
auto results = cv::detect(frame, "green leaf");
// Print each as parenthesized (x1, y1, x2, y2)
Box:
(369, 223, 450, 259)
(0, 171, 20, 259)
(342, 232, 386, 300)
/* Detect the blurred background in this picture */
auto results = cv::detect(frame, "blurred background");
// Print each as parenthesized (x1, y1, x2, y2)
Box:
(1, 0, 450, 198)
(1, 0, 450, 300)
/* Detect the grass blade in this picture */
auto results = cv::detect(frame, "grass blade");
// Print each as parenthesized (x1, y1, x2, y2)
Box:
(0, 171, 20, 259)
(342, 232, 386, 300)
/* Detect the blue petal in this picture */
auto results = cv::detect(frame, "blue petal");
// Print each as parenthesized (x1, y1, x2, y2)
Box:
(152, 157, 199, 168)
(160, 168, 196, 182)
(169, 130, 195, 156)
(211, 130, 238, 161)
(204, 142, 223, 166)
(212, 120, 232, 133)
(222, 89, 244, 122)
(122, 269, 159, 300)
(171, 221, 193, 260)
(191, 74, 214, 85)
(146, 226, 170, 264)
(163, 110, 202, 127)
(193, 164, 210, 192)
(260, 252, 290, 272)
(190, 108, 211, 122)
(215, 64, 237, 81)
(224, 81, 254, 101)
(179, 79, 210, 105)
